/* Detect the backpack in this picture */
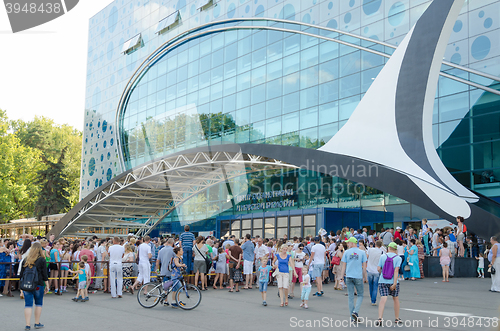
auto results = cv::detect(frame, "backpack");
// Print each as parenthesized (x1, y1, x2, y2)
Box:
(20, 264, 39, 292)
(382, 254, 395, 280)
(167, 256, 175, 272)
(463, 224, 467, 233)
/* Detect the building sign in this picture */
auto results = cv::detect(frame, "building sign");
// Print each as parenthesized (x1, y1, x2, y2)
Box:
(235, 189, 295, 211)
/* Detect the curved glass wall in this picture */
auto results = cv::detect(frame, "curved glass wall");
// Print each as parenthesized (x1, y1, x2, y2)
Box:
(119, 25, 387, 169)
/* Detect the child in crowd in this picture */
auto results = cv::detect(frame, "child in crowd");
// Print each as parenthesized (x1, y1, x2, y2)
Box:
(69, 262, 88, 302)
(60, 247, 71, 293)
(258, 256, 272, 306)
(80, 255, 91, 301)
(300, 264, 311, 309)
(213, 247, 226, 289)
(476, 253, 485, 278)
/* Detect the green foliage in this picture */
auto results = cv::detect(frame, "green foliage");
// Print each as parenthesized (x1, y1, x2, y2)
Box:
(0, 110, 43, 223)
(11, 116, 82, 207)
(0, 110, 82, 223)
(34, 147, 71, 221)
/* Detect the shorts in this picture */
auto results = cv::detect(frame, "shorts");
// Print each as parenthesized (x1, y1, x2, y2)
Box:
(457, 233, 465, 242)
(194, 260, 207, 274)
(292, 267, 303, 283)
(243, 260, 253, 275)
(312, 264, 324, 279)
(24, 285, 44, 308)
(49, 263, 58, 271)
(378, 283, 400, 297)
(60, 266, 69, 271)
(477, 267, 484, 273)
(276, 272, 289, 289)
(79, 281, 87, 290)
(259, 281, 268, 292)
(229, 267, 243, 283)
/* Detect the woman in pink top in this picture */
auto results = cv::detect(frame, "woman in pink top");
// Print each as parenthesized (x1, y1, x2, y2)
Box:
(439, 242, 452, 282)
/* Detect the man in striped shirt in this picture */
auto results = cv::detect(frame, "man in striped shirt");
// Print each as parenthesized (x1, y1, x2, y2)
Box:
(180, 225, 195, 274)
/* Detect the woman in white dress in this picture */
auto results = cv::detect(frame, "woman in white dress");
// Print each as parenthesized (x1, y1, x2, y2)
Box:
(488, 236, 500, 292)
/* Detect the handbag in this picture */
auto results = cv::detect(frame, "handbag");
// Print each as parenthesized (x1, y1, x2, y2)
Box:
(331, 256, 341, 266)
(491, 266, 496, 275)
(404, 265, 411, 271)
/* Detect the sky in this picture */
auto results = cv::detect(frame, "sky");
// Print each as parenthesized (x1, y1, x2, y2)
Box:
(0, 1, 115, 132)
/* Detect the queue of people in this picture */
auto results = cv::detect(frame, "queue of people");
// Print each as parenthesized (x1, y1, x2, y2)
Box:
(1, 220, 500, 329)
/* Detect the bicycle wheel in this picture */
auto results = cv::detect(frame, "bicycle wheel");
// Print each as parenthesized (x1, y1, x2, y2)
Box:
(176, 283, 201, 310)
(137, 282, 163, 308)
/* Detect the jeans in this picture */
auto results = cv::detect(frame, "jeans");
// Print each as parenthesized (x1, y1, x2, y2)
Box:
(24, 285, 44, 308)
(346, 277, 364, 316)
(367, 273, 379, 304)
(301, 286, 311, 301)
(183, 248, 193, 274)
(423, 235, 429, 255)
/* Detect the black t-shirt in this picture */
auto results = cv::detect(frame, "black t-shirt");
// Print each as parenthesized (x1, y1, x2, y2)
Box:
(21, 256, 49, 286)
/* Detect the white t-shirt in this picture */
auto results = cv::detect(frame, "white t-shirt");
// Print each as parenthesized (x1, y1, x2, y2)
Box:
(108, 244, 125, 263)
(97, 245, 106, 262)
(397, 245, 405, 256)
(366, 247, 383, 274)
(254, 244, 268, 260)
(478, 256, 484, 269)
(295, 251, 306, 268)
(302, 274, 311, 288)
(138, 243, 152, 264)
(328, 243, 336, 253)
(311, 244, 326, 265)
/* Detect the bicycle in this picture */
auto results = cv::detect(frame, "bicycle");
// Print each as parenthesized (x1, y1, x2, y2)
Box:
(137, 274, 201, 310)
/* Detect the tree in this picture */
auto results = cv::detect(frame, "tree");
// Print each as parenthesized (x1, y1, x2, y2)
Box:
(11, 116, 82, 207)
(34, 147, 71, 221)
(0, 109, 43, 223)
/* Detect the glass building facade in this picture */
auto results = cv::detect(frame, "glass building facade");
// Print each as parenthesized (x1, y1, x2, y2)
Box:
(82, 0, 500, 235)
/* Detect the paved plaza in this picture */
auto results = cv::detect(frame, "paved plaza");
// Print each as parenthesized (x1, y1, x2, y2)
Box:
(2, 277, 499, 331)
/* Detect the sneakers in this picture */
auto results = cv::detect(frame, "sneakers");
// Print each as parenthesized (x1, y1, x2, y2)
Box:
(163, 301, 170, 307)
(482, 275, 485, 278)
(54, 289, 58, 294)
(25, 326, 30, 330)
(82, 297, 89, 302)
(34, 323, 44, 329)
(351, 312, 359, 322)
(371, 303, 377, 306)
(263, 301, 267, 306)
(171, 303, 180, 308)
(304, 304, 308, 309)
(313, 292, 322, 296)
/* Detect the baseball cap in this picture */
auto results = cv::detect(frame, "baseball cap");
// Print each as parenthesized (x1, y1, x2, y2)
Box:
(396, 226, 401, 230)
(314, 236, 321, 242)
(388, 242, 398, 249)
(346, 237, 357, 244)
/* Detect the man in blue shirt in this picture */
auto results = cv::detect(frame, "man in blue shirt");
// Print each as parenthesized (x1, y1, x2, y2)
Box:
(376, 242, 402, 326)
(340, 237, 367, 322)
(179, 226, 195, 274)
(241, 234, 255, 289)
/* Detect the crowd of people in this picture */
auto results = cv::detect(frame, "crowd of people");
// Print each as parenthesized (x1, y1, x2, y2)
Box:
(1, 219, 499, 329)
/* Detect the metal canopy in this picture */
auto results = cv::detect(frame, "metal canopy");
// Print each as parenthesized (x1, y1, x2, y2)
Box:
(53, 150, 297, 238)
